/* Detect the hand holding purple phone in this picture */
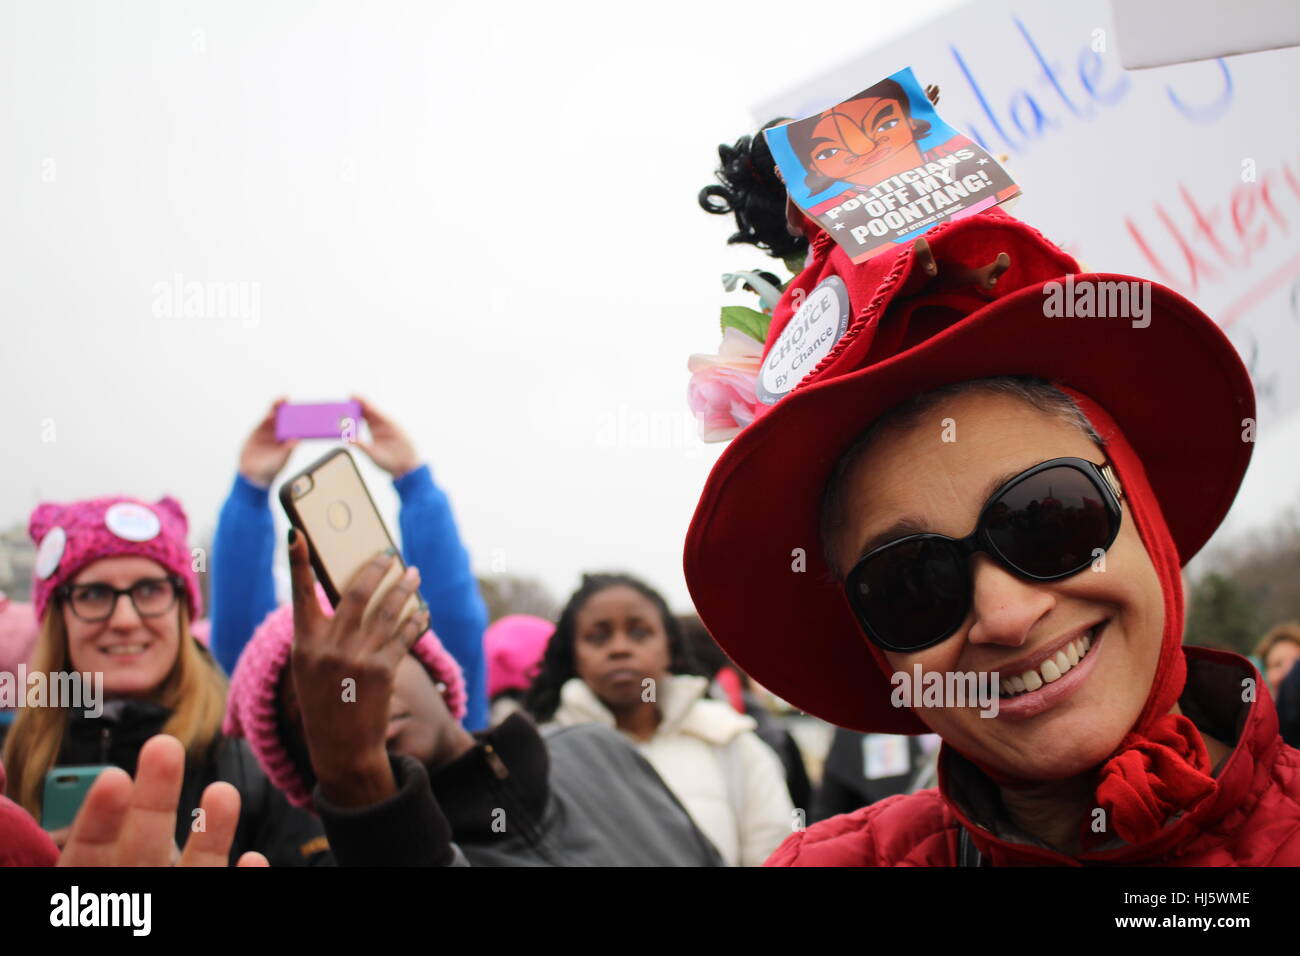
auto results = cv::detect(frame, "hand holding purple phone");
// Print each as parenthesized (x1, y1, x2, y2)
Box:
(275, 401, 365, 443)
(238, 398, 301, 489)
(349, 396, 420, 479)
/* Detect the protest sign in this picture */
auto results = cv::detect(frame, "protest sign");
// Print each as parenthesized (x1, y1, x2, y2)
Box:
(752, 4, 1300, 426)
(764, 67, 1020, 263)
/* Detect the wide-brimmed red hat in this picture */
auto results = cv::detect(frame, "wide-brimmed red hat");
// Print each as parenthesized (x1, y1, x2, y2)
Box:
(683, 209, 1254, 734)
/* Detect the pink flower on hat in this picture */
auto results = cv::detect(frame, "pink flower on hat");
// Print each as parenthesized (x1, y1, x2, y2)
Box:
(222, 588, 467, 811)
(687, 328, 763, 442)
(27, 496, 202, 624)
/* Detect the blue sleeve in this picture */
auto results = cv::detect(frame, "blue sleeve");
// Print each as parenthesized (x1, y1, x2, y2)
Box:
(210, 473, 280, 675)
(394, 465, 489, 731)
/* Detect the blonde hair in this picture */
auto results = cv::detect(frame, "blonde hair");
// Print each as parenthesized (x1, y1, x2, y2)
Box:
(2, 600, 228, 821)
(1256, 621, 1300, 665)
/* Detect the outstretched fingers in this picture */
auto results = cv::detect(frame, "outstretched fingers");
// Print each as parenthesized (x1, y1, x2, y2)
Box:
(365, 565, 426, 662)
(178, 782, 243, 867)
(57, 768, 133, 867)
(336, 551, 402, 652)
(117, 735, 186, 867)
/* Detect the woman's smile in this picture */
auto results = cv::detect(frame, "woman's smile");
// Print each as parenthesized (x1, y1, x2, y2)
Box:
(98, 641, 153, 656)
(991, 621, 1106, 720)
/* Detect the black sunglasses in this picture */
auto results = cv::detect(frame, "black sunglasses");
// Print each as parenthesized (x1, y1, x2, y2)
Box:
(843, 457, 1124, 653)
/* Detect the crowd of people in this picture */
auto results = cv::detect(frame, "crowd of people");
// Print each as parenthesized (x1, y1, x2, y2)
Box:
(2, 386, 1298, 868)
(1, 103, 1299, 868)
(0, 397, 822, 866)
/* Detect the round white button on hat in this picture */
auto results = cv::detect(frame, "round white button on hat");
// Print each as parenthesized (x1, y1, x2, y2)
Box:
(35, 526, 67, 579)
(104, 502, 162, 542)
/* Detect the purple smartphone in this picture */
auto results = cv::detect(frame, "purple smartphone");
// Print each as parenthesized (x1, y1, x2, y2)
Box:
(275, 401, 364, 442)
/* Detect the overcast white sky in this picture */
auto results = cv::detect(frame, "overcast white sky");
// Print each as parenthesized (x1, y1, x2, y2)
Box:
(2, 0, 1295, 613)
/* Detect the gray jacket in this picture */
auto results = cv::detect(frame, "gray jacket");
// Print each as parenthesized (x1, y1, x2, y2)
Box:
(315, 713, 724, 866)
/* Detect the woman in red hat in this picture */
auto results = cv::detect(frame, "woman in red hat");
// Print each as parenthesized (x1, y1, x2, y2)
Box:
(686, 180, 1300, 863)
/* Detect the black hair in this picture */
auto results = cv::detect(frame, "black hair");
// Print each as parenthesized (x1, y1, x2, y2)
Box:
(522, 572, 701, 724)
(698, 118, 809, 262)
(676, 612, 734, 679)
(787, 78, 933, 196)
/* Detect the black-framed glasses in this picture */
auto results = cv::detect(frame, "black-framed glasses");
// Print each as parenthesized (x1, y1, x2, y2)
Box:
(844, 457, 1124, 653)
(56, 576, 184, 623)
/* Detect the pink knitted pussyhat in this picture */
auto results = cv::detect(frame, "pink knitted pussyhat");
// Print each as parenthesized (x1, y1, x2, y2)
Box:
(0, 594, 39, 680)
(222, 587, 467, 810)
(28, 496, 202, 623)
(189, 617, 212, 647)
(0, 593, 25, 797)
(485, 613, 554, 699)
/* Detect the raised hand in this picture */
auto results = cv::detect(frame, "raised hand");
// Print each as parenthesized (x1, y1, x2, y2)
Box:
(58, 735, 268, 867)
(287, 528, 429, 808)
(351, 396, 420, 478)
(238, 398, 299, 488)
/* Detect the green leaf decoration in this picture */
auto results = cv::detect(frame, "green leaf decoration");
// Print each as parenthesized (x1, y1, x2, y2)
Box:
(719, 305, 771, 342)
(782, 253, 806, 276)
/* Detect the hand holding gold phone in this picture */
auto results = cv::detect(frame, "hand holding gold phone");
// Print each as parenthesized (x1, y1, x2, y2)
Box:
(279, 449, 426, 626)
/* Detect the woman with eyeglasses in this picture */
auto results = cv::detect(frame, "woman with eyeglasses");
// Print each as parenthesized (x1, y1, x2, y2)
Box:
(0, 495, 329, 865)
(683, 204, 1300, 865)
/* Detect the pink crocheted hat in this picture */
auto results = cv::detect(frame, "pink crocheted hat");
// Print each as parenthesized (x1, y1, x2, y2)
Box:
(485, 614, 553, 699)
(0, 593, 35, 798)
(222, 588, 468, 810)
(189, 617, 211, 648)
(28, 496, 202, 623)
(0, 594, 39, 678)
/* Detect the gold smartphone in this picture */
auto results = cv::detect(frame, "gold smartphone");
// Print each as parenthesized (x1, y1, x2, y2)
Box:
(279, 448, 424, 625)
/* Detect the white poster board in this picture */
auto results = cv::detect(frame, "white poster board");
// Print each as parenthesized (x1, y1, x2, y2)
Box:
(754, 0, 1300, 426)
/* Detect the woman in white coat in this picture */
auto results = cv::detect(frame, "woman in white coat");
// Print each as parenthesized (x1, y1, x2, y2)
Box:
(525, 573, 795, 866)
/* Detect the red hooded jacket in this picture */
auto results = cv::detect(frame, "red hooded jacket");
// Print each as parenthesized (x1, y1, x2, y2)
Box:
(769, 646, 1300, 866)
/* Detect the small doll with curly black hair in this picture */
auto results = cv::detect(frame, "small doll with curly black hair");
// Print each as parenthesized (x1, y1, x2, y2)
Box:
(687, 88, 947, 443)
(698, 118, 810, 272)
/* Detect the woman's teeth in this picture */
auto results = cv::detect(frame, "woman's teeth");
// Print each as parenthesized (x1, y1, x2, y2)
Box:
(998, 629, 1096, 698)
(102, 644, 148, 656)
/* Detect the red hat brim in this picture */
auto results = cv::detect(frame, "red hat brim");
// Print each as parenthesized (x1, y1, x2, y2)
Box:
(683, 272, 1254, 734)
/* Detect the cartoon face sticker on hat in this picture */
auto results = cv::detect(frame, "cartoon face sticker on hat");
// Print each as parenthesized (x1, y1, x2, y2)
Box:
(35, 526, 67, 580)
(104, 502, 162, 542)
(756, 276, 852, 405)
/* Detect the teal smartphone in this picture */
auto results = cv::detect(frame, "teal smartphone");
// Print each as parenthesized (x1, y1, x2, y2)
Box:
(42, 765, 113, 831)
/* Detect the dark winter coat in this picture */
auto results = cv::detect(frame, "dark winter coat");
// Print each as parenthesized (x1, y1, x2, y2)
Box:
(315, 712, 726, 866)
